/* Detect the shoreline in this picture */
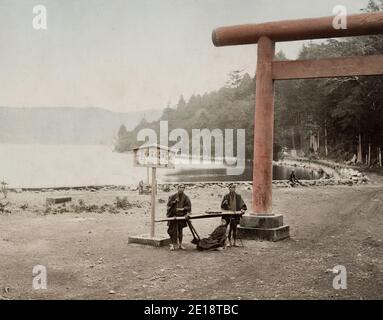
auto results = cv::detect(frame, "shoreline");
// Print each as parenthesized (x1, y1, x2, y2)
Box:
(3, 157, 373, 192)
(6, 178, 372, 194)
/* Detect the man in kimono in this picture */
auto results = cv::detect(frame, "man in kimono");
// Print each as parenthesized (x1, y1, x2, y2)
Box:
(221, 183, 247, 247)
(166, 184, 191, 251)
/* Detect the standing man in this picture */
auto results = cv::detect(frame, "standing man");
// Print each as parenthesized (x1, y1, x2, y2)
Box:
(221, 183, 247, 247)
(167, 184, 191, 251)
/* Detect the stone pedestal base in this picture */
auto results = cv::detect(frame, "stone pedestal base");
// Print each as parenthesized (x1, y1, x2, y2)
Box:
(128, 235, 171, 247)
(238, 214, 290, 242)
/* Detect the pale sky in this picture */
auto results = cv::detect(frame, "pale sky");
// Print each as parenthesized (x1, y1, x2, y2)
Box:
(0, 0, 369, 112)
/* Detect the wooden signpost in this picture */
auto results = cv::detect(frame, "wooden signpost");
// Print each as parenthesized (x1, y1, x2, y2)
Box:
(212, 12, 383, 241)
(128, 144, 176, 246)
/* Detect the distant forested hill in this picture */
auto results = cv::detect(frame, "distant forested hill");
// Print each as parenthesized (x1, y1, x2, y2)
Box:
(0, 106, 161, 145)
(115, 72, 257, 157)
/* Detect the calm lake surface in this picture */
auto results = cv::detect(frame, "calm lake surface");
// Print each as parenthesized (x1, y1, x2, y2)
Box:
(0, 144, 319, 188)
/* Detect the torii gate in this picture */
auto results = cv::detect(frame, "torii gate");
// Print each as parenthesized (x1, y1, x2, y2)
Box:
(212, 12, 383, 241)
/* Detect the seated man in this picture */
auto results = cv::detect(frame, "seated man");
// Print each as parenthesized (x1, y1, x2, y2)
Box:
(289, 170, 302, 187)
(138, 180, 144, 194)
(195, 219, 228, 251)
(289, 170, 297, 186)
(221, 183, 247, 247)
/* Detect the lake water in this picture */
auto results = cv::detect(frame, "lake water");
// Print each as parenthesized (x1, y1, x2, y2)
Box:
(167, 163, 320, 182)
(0, 144, 319, 188)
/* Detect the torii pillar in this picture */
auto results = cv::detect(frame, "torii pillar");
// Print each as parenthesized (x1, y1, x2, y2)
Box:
(212, 12, 383, 241)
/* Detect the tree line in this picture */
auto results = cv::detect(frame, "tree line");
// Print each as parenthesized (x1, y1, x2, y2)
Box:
(116, 0, 383, 167)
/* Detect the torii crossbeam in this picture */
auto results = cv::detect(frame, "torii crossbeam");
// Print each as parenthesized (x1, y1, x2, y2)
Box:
(212, 12, 383, 241)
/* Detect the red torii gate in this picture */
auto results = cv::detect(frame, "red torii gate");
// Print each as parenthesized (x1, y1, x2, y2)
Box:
(212, 12, 383, 241)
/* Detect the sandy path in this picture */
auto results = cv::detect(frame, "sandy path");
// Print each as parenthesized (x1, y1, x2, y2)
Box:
(0, 183, 382, 299)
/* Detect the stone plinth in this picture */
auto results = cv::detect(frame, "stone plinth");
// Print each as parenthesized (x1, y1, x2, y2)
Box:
(238, 214, 290, 242)
(128, 235, 171, 247)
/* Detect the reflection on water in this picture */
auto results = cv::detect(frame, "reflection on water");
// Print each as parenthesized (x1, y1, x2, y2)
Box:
(165, 162, 321, 182)
(273, 164, 321, 180)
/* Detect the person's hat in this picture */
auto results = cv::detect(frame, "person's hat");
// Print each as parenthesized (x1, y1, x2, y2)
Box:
(178, 184, 185, 188)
